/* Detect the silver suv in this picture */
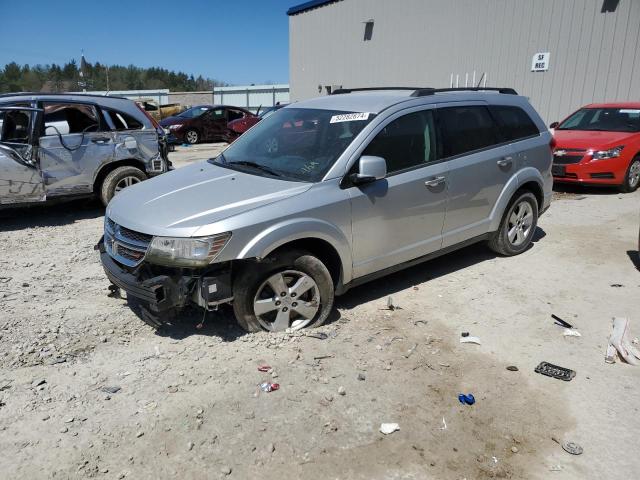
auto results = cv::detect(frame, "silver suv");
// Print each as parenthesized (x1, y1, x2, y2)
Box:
(99, 87, 553, 332)
(0, 93, 170, 207)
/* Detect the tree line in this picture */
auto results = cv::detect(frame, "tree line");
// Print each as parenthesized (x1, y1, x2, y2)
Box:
(0, 60, 228, 94)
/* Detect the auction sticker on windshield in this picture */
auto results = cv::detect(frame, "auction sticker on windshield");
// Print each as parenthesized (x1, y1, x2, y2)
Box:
(330, 112, 370, 123)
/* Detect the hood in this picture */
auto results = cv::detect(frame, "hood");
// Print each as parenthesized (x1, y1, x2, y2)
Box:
(553, 129, 637, 150)
(159, 115, 189, 127)
(106, 161, 312, 237)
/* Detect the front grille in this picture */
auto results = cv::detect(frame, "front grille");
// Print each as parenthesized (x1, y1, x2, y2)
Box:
(553, 154, 583, 165)
(104, 217, 152, 267)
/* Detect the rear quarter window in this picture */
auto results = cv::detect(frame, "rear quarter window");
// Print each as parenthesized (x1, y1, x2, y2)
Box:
(489, 105, 540, 141)
(438, 106, 501, 158)
(103, 109, 144, 131)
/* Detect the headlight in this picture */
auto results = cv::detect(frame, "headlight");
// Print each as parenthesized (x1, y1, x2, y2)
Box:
(592, 145, 624, 160)
(168, 124, 183, 130)
(145, 232, 231, 267)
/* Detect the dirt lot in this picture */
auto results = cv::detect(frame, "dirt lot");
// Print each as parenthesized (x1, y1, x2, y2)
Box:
(1, 150, 639, 479)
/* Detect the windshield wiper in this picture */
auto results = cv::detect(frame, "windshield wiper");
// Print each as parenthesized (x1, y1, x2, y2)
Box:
(229, 160, 283, 177)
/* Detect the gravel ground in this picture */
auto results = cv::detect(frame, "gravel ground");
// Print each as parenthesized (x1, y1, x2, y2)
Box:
(0, 158, 639, 479)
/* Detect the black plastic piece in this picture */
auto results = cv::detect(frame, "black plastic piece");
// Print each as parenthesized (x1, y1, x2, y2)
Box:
(534, 361, 576, 381)
(331, 86, 518, 97)
(200, 273, 233, 304)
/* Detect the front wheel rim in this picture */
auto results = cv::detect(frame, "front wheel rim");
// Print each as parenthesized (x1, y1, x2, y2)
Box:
(114, 176, 141, 194)
(186, 131, 198, 143)
(628, 160, 640, 188)
(253, 270, 320, 332)
(507, 201, 534, 247)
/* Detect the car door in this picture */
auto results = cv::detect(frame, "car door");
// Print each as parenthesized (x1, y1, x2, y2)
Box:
(200, 108, 226, 142)
(38, 101, 114, 197)
(348, 107, 449, 278)
(437, 103, 516, 247)
(0, 107, 45, 204)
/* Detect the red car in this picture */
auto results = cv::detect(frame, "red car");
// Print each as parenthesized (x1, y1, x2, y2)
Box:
(550, 103, 640, 192)
(227, 104, 287, 141)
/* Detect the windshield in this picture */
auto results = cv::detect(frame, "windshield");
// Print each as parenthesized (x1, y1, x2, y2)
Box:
(558, 107, 640, 132)
(178, 106, 210, 118)
(211, 107, 375, 182)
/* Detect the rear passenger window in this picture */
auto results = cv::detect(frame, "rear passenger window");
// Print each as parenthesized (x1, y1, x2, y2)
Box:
(43, 103, 100, 136)
(490, 105, 539, 141)
(438, 106, 500, 158)
(104, 109, 143, 131)
(363, 110, 437, 174)
(227, 109, 245, 121)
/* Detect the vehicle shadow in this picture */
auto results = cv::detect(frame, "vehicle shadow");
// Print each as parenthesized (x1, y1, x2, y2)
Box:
(337, 227, 545, 310)
(627, 250, 640, 271)
(0, 198, 104, 232)
(552, 183, 621, 196)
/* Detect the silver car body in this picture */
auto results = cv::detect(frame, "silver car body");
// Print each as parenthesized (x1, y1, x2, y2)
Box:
(0, 93, 169, 206)
(105, 89, 552, 292)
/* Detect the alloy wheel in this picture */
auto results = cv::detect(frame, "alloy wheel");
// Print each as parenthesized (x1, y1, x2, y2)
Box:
(629, 160, 640, 189)
(253, 270, 320, 332)
(507, 201, 534, 247)
(186, 130, 198, 144)
(114, 176, 141, 194)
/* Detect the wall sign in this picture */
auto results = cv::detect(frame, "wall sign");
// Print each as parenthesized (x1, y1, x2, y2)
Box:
(531, 52, 550, 72)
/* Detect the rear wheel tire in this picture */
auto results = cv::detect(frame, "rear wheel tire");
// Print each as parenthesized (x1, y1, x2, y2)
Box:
(99, 166, 147, 206)
(619, 157, 640, 193)
(488, 191, 538, 256)
(232, 250, 334, 333)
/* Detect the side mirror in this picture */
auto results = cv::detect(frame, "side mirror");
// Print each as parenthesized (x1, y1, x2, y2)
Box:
(549, 121, 559, 129)
(350, 155, 387, 185)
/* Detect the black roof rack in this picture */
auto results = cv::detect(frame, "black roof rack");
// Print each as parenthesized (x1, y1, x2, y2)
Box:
(0, 91, 129, 100)
(331, 86, 518, 96)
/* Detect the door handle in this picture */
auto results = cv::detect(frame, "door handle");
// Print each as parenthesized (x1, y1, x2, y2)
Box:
(91, 137, 110, 144)
(497, 157, 513, 168)
(424, 176, 446, 188)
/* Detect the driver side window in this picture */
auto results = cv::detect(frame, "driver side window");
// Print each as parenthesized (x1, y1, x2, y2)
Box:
(42, 102, 100, 136)
(0, 109, 32, 144)
(362, 109, 438, 174)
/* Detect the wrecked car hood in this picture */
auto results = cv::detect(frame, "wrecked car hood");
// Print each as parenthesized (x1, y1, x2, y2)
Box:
(106, 161, 311, 237)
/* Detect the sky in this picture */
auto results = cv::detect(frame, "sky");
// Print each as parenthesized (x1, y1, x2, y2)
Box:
(0, 0, 295, 85)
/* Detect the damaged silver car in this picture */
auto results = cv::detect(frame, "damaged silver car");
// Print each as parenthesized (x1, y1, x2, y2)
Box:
(0, 93, 170, 207)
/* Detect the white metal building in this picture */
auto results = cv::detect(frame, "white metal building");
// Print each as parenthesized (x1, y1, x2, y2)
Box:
(288, 0, 640, 122)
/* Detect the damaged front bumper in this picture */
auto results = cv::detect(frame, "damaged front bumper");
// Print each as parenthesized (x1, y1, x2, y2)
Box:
(97, 238, 233, 318)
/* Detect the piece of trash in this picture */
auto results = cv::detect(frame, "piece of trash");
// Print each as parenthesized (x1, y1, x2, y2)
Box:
(610, 284, 624, 288)
(100, 386, 121, 394)
(562, 441, 583, 455)
(460, 336, 481, 345)
(307, 332, 328, 340)
(606, 317, 640, 365)
(461, 332, 469, 337)
(458, 393, 475, 405)
(534, 361, 576, 381)
(380, 423, 400, 435)
(357, 373, 366, 381)
(404, 343, 418, 358)
(313, 355, 334, 361)
(552, 314, 574, 329)
(549, 465, 563, 472)
(563, 328, 581, 337)
(506, 365, 519, 371)
(492, 456, 498, 464)
(440, 417, 447, 430)
(257, 365, 272, 372)
(258, 382, 280, 393)
(605, 344, 618, 364)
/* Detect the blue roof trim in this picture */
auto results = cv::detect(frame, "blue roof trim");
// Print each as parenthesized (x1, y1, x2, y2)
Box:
(287, 0, 340, 16)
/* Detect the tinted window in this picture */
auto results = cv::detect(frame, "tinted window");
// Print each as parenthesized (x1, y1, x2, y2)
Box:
(557, 107, 640, 133)
(43, 103, 100, 136)
(438, 106, 500, 157)
(363, 110, 437, 174)
(227, 109, 245, 121)
(104, 109, 143, 131)
(210, 109, 225, 120)
(490, 105, 539, 141)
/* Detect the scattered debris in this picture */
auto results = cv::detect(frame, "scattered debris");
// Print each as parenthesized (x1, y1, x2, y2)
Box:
(534, 362, 576, 381)
(386, 296, 398, 310)
(552, 314, 574, 329)
(100, 386, 121, 394)
(307, 332, 329, 340)
(313, 355, 334, 361)
(220, 465, 232, 475)
(460, 336, 481, 345)
(440, 417, 447, 430)
(357, 373, 366, 381)
(337, 386, 346, 396)
(563, 328, 581, 337)
(610, 284, 624, 288)
(511, 446, 519, 453)
(404, 343, 418, 358)
(136, 431, 144, 438)
(606, 317, 640, 365)
(259, 382, 280, 393)
(562, 441, 583, 455)
(257, 365, 272, 372)
(506, 366, 519, 372)
(458, 393, 475, 405)
(549, 465, 563, 472)
(380, 423, 400, 435)
(461, 332, 469, 337)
